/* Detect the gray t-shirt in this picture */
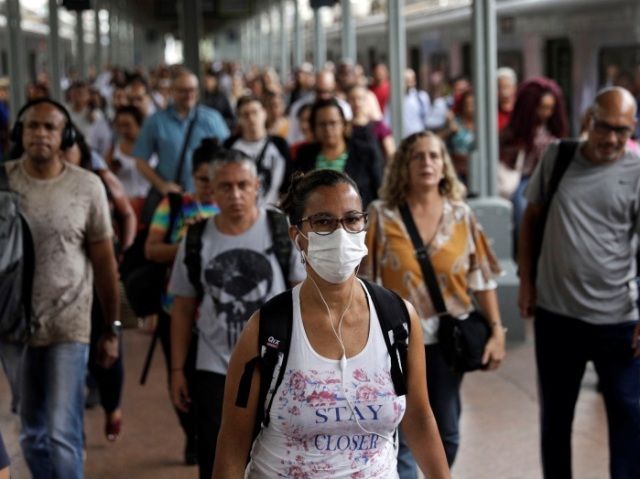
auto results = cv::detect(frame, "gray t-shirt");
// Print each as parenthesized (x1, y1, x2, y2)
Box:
(229, 137, 287, 208)
(169, 209, 306, 374)
(525, 140, 640, 324)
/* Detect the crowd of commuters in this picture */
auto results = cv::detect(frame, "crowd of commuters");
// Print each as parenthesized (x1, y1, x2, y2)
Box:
(0, 56, 638, 479)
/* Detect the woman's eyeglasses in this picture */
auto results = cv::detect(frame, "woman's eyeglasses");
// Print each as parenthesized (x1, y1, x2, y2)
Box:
(297, 212, 368, 235)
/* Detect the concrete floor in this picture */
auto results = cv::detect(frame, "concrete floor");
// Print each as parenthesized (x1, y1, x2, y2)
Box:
(1, 322, 608, 479)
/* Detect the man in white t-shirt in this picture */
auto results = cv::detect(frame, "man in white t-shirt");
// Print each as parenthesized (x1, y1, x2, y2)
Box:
(223, 95, 291, 207)
(169, 150, 305, 479)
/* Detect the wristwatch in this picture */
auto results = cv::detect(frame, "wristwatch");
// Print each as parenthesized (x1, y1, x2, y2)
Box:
(105, 321, 122, 336)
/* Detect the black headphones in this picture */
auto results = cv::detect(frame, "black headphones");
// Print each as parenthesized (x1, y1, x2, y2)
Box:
(10, 98, 76, 151)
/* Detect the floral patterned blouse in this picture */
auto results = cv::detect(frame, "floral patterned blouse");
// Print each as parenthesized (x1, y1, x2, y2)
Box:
(246, 282, 405, 478)
(361, 199, 502, 344)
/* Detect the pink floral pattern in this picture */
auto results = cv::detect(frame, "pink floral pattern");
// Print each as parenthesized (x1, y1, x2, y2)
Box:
(245, 284, 406, 478)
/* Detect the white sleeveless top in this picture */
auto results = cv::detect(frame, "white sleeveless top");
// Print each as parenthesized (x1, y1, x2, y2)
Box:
(112, 143, 154, 198)
(246, 280, 405, 478)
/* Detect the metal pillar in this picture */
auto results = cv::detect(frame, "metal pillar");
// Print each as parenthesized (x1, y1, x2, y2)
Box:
(294, 0, 304, 67)
(109, 8, 118, 65)
(181, 0, 203, 77)
(472, 0, 498, 197)
(76, 11, 86, 80)
(94, 1, 102, 72)
(279, 1, 288, 79)
(312, 7, 326, 71)
(267, 5, 274, 69)
(254, 16, 261, 67)
(6, 0, 25, 119)
(48, 0, 63, 102)
(341, 0, 356, 63)
(388, 0, 405, 145)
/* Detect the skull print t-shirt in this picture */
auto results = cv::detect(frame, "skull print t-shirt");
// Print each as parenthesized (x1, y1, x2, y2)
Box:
(169, 208, 305, 374)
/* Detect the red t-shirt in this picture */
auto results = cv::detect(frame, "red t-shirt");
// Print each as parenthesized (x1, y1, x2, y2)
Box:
(370, 81, 390, 113)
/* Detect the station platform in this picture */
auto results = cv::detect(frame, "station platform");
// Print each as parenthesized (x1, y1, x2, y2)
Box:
(0, 322, 608, 479)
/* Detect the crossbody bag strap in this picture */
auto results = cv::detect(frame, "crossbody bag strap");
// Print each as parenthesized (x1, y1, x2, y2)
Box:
(173, 108, 199, 185)
(398, 203, 448, 316)
(254, 136, 272, 175)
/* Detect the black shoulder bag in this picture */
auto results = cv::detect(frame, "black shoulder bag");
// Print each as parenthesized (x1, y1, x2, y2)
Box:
(399, 203, 491, 373)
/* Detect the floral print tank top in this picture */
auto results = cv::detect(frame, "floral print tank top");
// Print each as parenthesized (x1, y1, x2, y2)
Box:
(246, 281, 405, 478)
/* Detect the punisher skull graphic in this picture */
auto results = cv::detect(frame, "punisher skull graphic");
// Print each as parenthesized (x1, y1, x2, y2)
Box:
(204, 249, 274, 348)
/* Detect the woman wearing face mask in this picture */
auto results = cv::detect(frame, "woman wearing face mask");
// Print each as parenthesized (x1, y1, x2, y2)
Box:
(213, 169, 450, 479)
(360, 131, 505, 478)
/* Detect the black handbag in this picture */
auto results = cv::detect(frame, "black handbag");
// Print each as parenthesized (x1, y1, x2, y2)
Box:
(398, 203, 491, 373)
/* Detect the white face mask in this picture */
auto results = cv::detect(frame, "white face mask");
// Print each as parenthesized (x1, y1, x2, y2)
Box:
(299, 228, 368, 284)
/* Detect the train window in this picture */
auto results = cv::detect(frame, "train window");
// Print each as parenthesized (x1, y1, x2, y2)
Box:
(598, 46, 640, 90)
(430, 52, 449, 81)
(546, 38, 573, 129)
(462, 43, 472, 79)
(28, 52, 37, 84)
(410, 47, 421, 87)
(497, 50, 523, 82)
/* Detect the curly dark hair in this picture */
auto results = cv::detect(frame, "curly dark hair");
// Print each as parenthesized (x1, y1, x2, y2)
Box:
(505, 77, 569, 149)
(279, 169, 361, 226)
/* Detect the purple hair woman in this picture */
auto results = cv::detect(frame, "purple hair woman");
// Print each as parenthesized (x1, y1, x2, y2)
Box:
(499, 76, 569, 239)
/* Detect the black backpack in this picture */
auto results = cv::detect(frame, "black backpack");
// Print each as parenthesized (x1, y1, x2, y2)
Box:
(184, 209, 292, 302)
(0, 163, 35, 343)
(120, 192, 183, 317)
(235, 278, 411, 441)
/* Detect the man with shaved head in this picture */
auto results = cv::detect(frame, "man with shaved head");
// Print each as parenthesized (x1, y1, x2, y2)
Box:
(519, 87, 640, 478)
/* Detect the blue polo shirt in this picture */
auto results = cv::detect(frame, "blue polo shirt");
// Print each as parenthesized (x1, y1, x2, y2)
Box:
(132, 104, 229, 192)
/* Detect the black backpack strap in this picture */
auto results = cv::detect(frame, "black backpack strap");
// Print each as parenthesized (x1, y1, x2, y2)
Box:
(545, 140, 579, 211)
(184, 218, 209, 303)
(166, 192, 183, 242)
(265, 209, 291, 284)
(535, 140, 580, 267)
(0, 163, 9, 190)
(20, 214, 35, 331)
(362, 279, 411, 397)
(235, 290, 294, 438)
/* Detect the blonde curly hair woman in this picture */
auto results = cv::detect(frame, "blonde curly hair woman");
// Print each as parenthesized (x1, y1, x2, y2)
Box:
(360, 130, 505, 477)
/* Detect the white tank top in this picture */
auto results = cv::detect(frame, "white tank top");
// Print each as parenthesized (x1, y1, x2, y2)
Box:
(246, 280, 405, 478)
(112, 143, 153, 199)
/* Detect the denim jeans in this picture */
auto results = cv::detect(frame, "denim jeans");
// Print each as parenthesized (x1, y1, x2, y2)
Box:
(0, 339, 24, 413)
(20, 342, 89, 479)
(512, 176, 530, 238)
(397, 427, 417, 479)
(396, 344, 464, 477)
(194, 370, 226, 479)
(535, 308, 640, 479)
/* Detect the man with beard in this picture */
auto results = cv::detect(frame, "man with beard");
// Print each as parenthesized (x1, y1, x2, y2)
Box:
(4, 99, 119, 479)
(168, 150, 304, 479)
(518, 87, 640, 479)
